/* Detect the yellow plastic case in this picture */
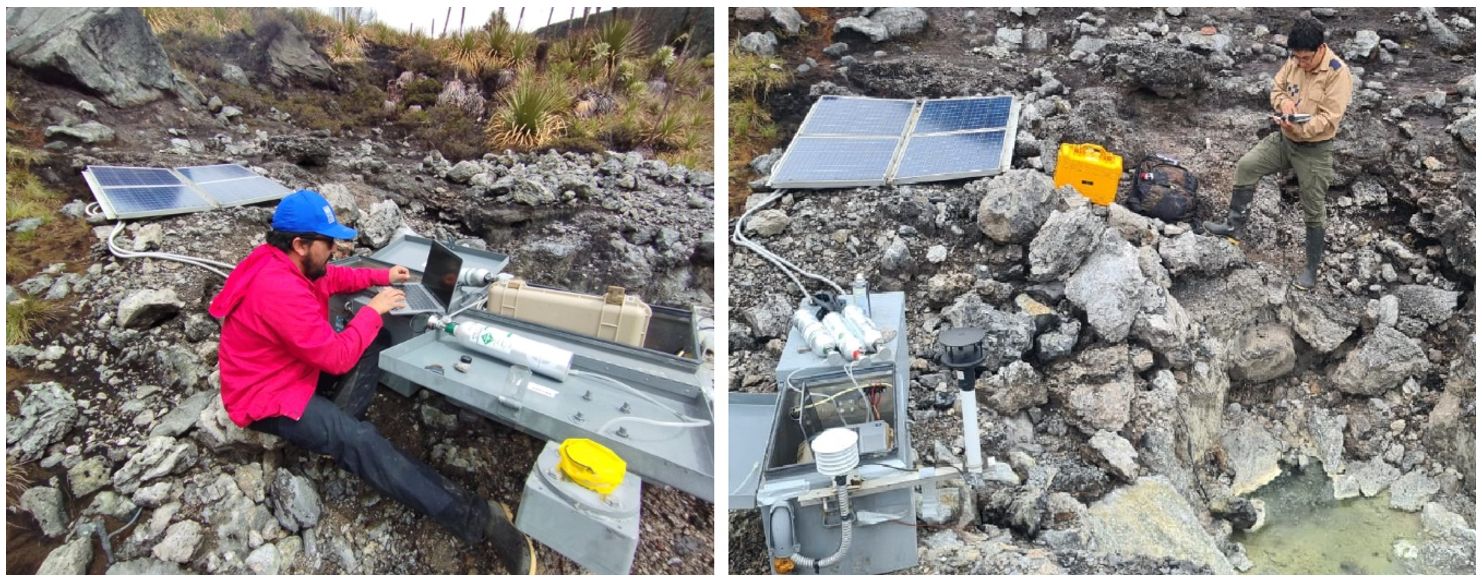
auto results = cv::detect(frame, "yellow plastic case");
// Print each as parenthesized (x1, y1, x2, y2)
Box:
(486, 279, 651, 347)
(1054, 143, 1123, 205)
(557, 438, 626, 495)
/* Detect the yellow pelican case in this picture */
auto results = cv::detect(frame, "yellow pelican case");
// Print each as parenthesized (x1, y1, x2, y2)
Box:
(1053, 143, 1123, 206)
(486, 279, 651, 348)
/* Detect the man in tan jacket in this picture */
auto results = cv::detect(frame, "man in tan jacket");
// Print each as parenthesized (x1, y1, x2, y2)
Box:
(1205, 16, 1354, 290)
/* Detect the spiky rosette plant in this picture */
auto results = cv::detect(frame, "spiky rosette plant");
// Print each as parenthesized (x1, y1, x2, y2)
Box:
(485, 76, 571, 150)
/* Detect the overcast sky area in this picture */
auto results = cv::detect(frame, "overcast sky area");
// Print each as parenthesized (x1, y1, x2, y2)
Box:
(319, 5, 610, 35)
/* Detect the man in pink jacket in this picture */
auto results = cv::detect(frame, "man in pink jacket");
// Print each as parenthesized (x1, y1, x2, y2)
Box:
(209, 190, 535, 573)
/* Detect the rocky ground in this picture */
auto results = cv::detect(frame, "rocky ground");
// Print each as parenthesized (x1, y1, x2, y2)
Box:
(729, 7, 1474, 575)
(6, 8, 714, 575)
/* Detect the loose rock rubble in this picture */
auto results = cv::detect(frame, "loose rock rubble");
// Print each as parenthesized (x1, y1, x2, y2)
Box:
(731, 6, 1473, 575)
(7, 7, 715, 575)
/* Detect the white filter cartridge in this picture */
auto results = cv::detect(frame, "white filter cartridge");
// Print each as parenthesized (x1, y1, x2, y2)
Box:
(435, 317, 573, 381)
(821, 312, 864, 361)
(840, 304, 885, 351)
(792, 308, 836, 358)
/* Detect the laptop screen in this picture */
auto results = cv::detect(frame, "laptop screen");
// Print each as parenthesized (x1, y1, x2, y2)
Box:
(423, 241, 462, 310)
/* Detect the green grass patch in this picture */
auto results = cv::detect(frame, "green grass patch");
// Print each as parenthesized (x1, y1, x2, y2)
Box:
(6, 297, 62, 346)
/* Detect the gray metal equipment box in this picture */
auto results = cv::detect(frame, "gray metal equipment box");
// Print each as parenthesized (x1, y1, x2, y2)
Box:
(732, 292, 921, 575)
(516, 441, 642, 575)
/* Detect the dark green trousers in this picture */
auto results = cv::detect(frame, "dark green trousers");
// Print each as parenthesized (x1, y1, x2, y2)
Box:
(1233, 131, 1335, 228)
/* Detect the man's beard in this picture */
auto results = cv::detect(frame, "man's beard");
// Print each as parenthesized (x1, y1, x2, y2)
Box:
(305, 258, 328, 281)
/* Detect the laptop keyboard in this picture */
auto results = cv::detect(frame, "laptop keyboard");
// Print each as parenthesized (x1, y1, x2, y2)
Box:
(399, 285, 440, 311)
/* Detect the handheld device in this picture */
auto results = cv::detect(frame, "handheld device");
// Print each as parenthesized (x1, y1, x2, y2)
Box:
(1271, 113, 1312, 124)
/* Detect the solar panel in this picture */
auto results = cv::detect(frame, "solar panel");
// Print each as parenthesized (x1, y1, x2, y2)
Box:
(176, 164, 258, 183)
(767, 95, 1020, 189)
(84, 164, 295, 219)
(893, 131, 1010, 183)
(97, 185, 215, 218)
(768, 137, 901, 188)
(196, 177, 294, 207)
(912, 96, 1014, 134)
(798, 96, 914, 137)
(90, 166, 182, 187)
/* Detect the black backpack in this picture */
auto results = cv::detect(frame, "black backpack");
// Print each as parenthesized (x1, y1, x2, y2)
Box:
(1127, 154, 1200, 223)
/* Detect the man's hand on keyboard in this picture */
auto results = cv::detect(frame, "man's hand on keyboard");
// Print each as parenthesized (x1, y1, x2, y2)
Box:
(389, 265, 412, 283)
(367, 288, 407, 315)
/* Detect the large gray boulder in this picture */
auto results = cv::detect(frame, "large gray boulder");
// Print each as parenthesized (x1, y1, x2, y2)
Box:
(1103, 41, 1209, 98)
(1330, 325, 1430, 395)
(1229, 324, 1296, 383)
(1158, 232, 1243, 276)
(1392, 284, 1459, 327)
(268, 135, 332, 166)
(869, 7, 929, 39)
(357, 199, 404, 249)
(268, 468, 322, 532)
(6, 382, 79, 461)
(941, 293, 1036, 370)
(6, 8, 178, 107)
(1389, 470, 1440, 512)
(263, 19, 335, 87)
(973, 170, 1058, 243)
(1448, 111, 1475, 152)
(1282, 292, 1359, 353)
(977, 360, 1045, 415)
(1027, 205, 1105, 281)
(1067, 230, 1146, 342)
(834, 17, 888, 43)
(37, 536, 93, 575)
(1221, 418, 1283, 496)
(1130, 286, 1195, 367)
(737, 31, 778, 57)
(117, 288, 183, 329)
(1412, 503, 1477, 574)
(1049, 344, 1136, 433)
(67, 456, 111, 497)
(111, 436, 199, 494)
(1083, 476, 1234, 574)
(20, 485, 67, 537)
(43, 120, 115, 143)
(106, 558, 189, 574)
(1332, 458, 1401, 499)
(1089, 430, 1139, 481)
(768, 8, 805, 35)
(149, 389, 216, 438)
(152, 520, 204, 563)
(1306, 408, 1347, 476)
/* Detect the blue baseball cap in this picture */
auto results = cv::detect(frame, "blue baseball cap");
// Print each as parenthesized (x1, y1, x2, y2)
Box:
(271, 189, 357, 240)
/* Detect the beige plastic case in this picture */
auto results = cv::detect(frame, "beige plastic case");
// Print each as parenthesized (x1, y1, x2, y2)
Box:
(486, 279, 652, 348)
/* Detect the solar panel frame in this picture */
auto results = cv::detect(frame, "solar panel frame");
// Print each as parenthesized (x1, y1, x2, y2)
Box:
(892, 130, 1010, 183)
(195, 176, 295, 207)
(83, 177, 216, 219)
(83, 164, 296, 219)
(768, 96, 918, 188)
(175, 163, 259, 183)
(796, 95, 916, 137)
(766, 95, 1021, 189)
(911, 96, 1015, 134)
(88, 166, 183, 188)
(766, 136, 903, 188)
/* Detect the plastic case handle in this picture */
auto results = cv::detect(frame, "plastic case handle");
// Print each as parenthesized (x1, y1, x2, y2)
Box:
(1078, 143, 1108, 159)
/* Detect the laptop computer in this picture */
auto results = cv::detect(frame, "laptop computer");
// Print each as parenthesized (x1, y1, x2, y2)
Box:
(381, 240, 461, 315)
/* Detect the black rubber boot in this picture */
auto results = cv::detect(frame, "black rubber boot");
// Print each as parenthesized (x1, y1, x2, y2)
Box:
(1292, 226, 1324, 290)
(1202, 186, 1255, 241)
(485, 501, 537, 575)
